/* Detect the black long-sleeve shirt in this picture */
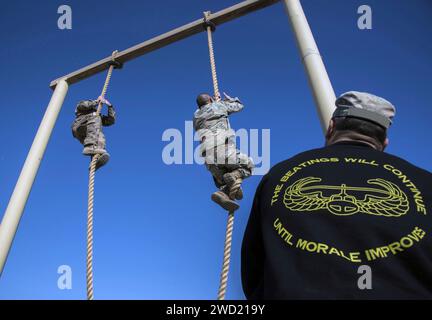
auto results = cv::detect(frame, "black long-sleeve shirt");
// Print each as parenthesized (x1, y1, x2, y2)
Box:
(241, 142, 432, 299)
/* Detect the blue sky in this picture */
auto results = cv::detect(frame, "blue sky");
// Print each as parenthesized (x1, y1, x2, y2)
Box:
(0, 0, 431, 299)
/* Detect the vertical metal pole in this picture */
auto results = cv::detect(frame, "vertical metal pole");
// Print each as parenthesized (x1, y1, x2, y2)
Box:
(283, 0, 336, 134)
(0, 79, 69, 276)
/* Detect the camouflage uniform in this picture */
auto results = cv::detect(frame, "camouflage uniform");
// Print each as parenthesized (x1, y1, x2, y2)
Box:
(72, 100, 115, 155)
(193, 97, 254, 190)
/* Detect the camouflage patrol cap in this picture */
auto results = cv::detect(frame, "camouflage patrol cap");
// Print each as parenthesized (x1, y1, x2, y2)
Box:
(75, 99, 98, 115)
(77, 100, 97, 108)
(333, 91, 396, 129)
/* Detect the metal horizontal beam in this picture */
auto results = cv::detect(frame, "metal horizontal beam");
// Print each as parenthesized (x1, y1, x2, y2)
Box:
(50, 0, 280, 89)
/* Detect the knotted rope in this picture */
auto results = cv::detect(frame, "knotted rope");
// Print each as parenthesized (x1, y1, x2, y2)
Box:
(86, 50, 119, 300)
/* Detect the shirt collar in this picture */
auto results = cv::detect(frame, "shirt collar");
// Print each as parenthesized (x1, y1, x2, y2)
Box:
(330, 141, 376, 149)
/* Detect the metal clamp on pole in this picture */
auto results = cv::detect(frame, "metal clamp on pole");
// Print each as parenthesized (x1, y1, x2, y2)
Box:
(108, 60, 123, 69)
(203, 11, 216, 32)
(108, 50, 123, 69)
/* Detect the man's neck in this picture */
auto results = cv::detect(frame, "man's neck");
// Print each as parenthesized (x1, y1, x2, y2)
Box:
(327, 132, 383, 151)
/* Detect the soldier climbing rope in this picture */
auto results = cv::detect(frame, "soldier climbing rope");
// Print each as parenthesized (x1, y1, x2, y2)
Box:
(85, 50, 122, 300)
(203, 11, 246, 301)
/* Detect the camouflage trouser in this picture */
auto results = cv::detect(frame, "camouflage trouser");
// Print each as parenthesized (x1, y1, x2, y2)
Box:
(72, 114, 106, 152)
(204, 141, 254, 189)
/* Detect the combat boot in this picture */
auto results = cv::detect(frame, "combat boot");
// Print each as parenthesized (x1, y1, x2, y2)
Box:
(221, 185, 243, 200)
(88, 152, 110, 171)
(83, 145, 107, 156)
(223, 170, 244, 185)
(211, 191, 239, 212)
(223, 170, 244, 200)
(235, 186, 243, 200)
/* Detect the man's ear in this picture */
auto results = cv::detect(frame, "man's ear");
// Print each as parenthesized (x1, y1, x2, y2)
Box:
(382, 138, 389, 150)
(325, 119, 335, 141)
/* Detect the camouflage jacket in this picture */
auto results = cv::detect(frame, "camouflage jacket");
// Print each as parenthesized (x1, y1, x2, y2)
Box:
(193, 98, 243, 147)
(75, 100, 116, 126)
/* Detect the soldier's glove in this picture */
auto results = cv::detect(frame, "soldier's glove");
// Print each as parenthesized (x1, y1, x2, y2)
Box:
(97, 96, 112, 107)
(223, 92, 240, 103)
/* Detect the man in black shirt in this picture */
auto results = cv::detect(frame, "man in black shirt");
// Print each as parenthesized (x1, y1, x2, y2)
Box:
(241, 91, 432, 299)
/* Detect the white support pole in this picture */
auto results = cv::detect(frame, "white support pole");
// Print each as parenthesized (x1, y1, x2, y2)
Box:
(0, 79, 69, 276)
(283, 0, 336, 134)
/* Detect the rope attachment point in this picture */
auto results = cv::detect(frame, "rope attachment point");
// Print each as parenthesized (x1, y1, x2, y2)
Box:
(108, 60, 123, 69)
(106, 50, 123, 69)
(203, 11, 216, 32)
(108, 50, 123, 69)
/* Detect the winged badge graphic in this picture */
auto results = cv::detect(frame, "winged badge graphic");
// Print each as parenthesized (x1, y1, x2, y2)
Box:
(283, 177, 409, 216)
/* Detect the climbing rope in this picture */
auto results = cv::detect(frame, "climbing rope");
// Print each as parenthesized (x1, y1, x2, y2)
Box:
(86, 50, 120, 300)
(218, 211, 234, 299)
(204, 11, 221, 101)
(204, 11, 242, 301)
(217, 178, 242, 300)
